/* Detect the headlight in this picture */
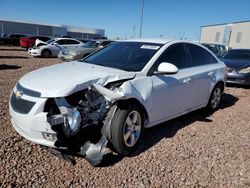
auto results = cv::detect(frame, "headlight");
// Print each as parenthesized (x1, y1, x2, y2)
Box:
(62, 50, 70, 55)
(238, 67, 250, 74)
(70, 52, 79, 56)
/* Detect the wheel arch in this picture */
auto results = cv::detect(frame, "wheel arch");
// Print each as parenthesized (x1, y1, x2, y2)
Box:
(114, 98, 149, 127)
(41, 48, 52, 55)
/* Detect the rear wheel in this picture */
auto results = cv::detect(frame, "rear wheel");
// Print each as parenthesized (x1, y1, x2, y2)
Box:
(207, 84, 223, 112)
(110, 105, 144, 155)
(41, 49, 51, 58)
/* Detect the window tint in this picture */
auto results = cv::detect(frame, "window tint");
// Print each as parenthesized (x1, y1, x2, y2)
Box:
(187, 44, 217, 66)
(157, 43, 187, 69)
(65, 39, 80, 44)
(83, 42, 163, 72)
(100, 41, 112, 46)
(55, 40, 65, 45)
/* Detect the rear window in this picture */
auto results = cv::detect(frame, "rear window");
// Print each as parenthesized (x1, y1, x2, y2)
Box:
(187, 44, 217, 66)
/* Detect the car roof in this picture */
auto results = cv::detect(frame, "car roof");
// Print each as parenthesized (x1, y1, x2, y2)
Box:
(228, 49, 250, 52)
(89, 39, 114, 42)
(201, 43, 226, 46)
(54, 37, 80, 41)
(125, 38, 172, 44)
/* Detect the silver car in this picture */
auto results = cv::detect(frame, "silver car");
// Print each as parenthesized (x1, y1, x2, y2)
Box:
(58, 39, 114, 61)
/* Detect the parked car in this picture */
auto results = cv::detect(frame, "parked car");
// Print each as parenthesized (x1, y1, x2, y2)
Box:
(0, 33, 26, 46)
(20, 36, 51, 49)
(221, 49, 250, 85)
(202, 43, 227, 57)
(28, 38, 84, 58)
(9, 39, 226, 166)
(58, 39, 114, 61)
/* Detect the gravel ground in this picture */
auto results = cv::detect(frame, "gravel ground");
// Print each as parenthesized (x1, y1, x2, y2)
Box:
(0, 46, 250, 187)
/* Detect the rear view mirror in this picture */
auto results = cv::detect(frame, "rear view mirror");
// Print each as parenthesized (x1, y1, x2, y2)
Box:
(155, 62, 178, 74)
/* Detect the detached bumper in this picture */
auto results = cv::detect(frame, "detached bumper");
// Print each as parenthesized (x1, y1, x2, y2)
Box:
(226, 72, 250, 85)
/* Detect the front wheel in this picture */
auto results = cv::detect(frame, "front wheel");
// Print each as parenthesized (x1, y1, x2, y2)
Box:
(206, 84, 223, 112)
(41, 50, 51, 58)
(110, 105, 144, 155)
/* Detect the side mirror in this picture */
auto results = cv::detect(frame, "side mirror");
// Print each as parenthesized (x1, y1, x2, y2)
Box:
(155, 62, 178, 74)
(99, 45, 104, 48)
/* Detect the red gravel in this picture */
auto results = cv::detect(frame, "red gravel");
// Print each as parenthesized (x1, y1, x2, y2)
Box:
(0, 46, 249, 187)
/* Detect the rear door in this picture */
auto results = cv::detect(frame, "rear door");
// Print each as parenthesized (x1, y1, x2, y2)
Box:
(185, 43, 218, 109)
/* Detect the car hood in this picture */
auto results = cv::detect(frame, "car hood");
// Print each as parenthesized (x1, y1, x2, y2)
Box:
(35, 39, 48, 47)
(19, 61, 136, 97)
(221, 59, 250, 69)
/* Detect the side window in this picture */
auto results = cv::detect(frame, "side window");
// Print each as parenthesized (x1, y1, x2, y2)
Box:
(157, 43, 187, 69)
(187, 44, 217, 66)
(55, 40, 65, 45)
(101, 41, 111, 46)
(66, 39, 80, 44)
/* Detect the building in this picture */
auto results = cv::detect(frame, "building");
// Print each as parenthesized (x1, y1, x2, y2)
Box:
(0, 18, 105, 40)
(200, 21, 250, 49)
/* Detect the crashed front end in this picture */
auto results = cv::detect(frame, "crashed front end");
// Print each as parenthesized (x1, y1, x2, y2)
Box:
(9, 82, 123, 166)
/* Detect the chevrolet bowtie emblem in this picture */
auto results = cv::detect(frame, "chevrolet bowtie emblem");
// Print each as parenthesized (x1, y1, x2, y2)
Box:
(15, 90, 23, 99)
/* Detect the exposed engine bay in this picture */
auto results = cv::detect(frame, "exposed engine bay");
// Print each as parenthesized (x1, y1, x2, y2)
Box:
(45, 83, 123, 166)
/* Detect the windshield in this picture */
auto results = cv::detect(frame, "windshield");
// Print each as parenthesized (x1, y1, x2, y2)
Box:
(222, 50, 250, 61)
(81, 42, 163, 71)
(46, 39, 55, 44)
(83, 40, 100, 48)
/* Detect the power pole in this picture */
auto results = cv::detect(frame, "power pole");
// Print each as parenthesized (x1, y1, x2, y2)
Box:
(139, 0, 144, 38)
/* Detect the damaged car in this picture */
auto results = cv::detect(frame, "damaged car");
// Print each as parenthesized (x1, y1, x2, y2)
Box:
(9, 39, 226, 166)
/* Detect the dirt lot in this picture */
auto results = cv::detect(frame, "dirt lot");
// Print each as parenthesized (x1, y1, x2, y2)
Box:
(0, 46, 249, 187)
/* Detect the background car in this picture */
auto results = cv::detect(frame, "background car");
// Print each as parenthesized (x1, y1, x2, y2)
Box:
(202, 43, 227, 57)
(28, 38, 84, 58)
(58, 39, 114, 61)
(10, 39, 226, 165)
(0, 33, 26, 46)
(20, 36, 51, 49)
(221, 49, 250, 85)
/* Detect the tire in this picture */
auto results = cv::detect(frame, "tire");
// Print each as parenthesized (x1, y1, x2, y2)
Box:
(110, 104, 144, 155)
(41, 49, 51, 58)
(206, 84, 223, 112)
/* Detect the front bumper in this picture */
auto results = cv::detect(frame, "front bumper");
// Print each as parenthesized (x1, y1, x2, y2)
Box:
(226, 72, 250, 85)
(28, 48, 41, 57)
(9, 87, 57, 148)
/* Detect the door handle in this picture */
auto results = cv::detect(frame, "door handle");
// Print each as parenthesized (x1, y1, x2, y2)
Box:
(183, 78, 191, 84)
(208, 71, 214, 76)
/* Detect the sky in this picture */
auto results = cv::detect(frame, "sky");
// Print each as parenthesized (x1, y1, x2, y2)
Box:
(1, 0, 250, 40)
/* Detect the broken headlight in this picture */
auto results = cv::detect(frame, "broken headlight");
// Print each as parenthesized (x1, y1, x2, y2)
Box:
(62, 108, 81, 137)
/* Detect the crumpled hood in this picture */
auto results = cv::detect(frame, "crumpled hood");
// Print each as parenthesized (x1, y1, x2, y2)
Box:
(19, 61, 136, 97)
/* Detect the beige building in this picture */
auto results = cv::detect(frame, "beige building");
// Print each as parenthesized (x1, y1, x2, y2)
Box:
(200, 21, 250, 49)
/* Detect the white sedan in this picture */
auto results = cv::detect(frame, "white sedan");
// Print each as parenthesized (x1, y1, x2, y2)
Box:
(28, 38, 84, 58)
(9, 39, 226, 165)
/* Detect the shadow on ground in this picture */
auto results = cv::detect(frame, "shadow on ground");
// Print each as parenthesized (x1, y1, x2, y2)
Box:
(0, 56, 29, 59)
(0, 64, 22, 70)
(226, 83, 250, 89)
(0, 48, 26, 51)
